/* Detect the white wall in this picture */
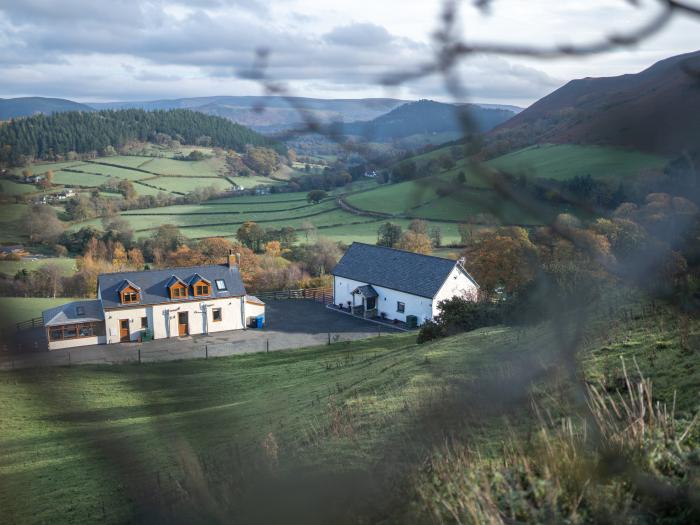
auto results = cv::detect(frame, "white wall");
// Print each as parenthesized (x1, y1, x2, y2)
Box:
(48, 336, 106, 351)
(432, 266, 479, 318)
(104, 297, 247, 344)
(334, 276, 434, 324)
(245, 301, 265, 327)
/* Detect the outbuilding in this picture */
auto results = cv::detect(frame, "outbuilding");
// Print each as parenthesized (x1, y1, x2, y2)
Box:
(331, 243, 479, 326)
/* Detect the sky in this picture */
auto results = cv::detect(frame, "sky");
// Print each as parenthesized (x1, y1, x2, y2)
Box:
(1, 0, 698, 107)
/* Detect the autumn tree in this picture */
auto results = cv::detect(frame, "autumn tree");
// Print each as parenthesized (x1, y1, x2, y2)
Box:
(21, 205, 65, 245)
(408, 219, 429, 235)
(464, 227, 539, 296)
(197, 237, 235, 263)
(396, 231, 433, 255)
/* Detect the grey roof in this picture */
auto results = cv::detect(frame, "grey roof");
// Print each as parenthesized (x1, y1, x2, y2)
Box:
(332, 242, 473, 298)
(118, 279, 140, 292)
(352, 284, 378, 298)
(98, 264, 247, 309)
(166, 275, 187, 288)
(188, 273, 210, 285)
(43, 300, 104, 326)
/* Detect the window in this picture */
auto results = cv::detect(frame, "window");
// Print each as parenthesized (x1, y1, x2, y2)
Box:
(397, 301, 405, 313)
(171, 286, 187, 299)
(48, 322, 104, 341)
(141, 317, 148, 329)
(212, 308, 222, 322)
(195, 284, 210, 296)
(215, 279, 227, 291)
(122, 291, 139, 304)
(76, 305, 85, 316)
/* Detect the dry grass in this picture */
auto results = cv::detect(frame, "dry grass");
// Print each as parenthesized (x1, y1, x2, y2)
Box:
(416, 360, 700, 524)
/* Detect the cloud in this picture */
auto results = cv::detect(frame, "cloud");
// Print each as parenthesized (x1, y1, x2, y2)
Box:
(0, 0, 696, 104)
(324, 23, 394, 48)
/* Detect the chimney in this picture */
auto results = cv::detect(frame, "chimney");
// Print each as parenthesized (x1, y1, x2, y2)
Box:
(227, 250, 237, 269)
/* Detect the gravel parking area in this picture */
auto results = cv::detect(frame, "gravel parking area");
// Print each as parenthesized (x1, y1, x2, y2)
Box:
(0, 300, 401, 370)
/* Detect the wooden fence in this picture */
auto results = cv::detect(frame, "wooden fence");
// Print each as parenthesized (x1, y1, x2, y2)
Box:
(252, 287, 333, 304)
(15, 317, 43, 332)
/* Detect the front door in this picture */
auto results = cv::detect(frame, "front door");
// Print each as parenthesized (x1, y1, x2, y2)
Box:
(178, 312, 189, 337)
(119, 319, 130, 342)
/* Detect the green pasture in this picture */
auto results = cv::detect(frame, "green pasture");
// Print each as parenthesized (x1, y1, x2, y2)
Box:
(0, 204, 29, 243)
(51, 170, 111, 188)
(0, 257, 76, 277)
(145, 177, 227, 194)
(487, 144, 666, 181)
(79, 162, 154, 181)
(0, 179, 39, 196)
(0, 296, 79, 329)
(0, 294, 695, 524)
(9, 161, 86, 177)
(138, 156, 224, 177)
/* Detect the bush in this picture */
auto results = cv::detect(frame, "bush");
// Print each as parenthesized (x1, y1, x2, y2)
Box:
(417, 320, 444, 344)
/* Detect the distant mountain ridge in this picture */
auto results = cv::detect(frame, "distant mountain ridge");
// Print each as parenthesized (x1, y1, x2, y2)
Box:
(493, 50, 700, 155)
(90, 96, 409, 132)
(341, 99, 517, 141)
(0, 97, 93, 120)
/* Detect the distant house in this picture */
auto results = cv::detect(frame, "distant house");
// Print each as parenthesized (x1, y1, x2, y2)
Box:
(42, 254, 265, 350)
(0, 244, 26, 257)
(331, 243, 478, 326)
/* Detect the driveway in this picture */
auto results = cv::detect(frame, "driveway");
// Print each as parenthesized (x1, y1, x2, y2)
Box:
(0, 300, 401, 370)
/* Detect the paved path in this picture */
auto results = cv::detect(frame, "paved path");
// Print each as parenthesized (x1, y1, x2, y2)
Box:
(0, 300, 401, 370)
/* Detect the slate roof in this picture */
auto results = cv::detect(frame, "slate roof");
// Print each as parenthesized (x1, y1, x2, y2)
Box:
(332, 242, 475, 298)
(98, 264, 247, 309)
(352, 284, 378, 298)
(43, 300, 104, 327)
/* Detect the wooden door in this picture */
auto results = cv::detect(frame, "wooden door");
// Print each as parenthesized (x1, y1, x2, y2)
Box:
(178, 312, 189, 337)
(119, 319, 130, 342)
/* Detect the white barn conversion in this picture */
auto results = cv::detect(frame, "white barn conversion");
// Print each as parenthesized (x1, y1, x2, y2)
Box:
(331, 243, 478, 326)
(42, 254, 265, 350)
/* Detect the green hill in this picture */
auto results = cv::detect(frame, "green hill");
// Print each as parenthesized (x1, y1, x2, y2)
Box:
(0, 109, 278, 165)
(344, 144, 666, 224)
(0, 296, 696, 523)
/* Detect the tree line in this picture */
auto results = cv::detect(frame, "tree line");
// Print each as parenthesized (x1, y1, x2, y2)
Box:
(0, 109, 280, 166)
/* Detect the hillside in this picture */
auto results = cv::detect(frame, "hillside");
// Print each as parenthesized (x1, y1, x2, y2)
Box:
(0, 97, 94, 120)
(0, 295, 696, 523)
(0, 109, 277, 165)
(341, 99, 516, 141)
(493, 50, 700, 155)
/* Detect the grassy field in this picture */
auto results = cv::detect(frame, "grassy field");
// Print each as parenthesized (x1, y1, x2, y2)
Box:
(0, 203, 29, 244)
(0, 257, 76, 277)
(0, 297, 78, 330)
(487, 144, 666, 181)
(0, 295, 696, 523)
(4, 151, 280, 199)
(344, 144, 663, 224)
(0, 179, 40, 196)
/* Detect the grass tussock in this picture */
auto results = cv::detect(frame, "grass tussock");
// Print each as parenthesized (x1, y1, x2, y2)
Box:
(416, 360, 700, 524)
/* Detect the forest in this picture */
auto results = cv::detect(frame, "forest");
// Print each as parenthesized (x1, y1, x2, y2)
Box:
(0, 109, 278, 165)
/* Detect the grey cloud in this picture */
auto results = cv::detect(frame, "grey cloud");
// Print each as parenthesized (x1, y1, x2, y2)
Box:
(324, 23, 393, 48)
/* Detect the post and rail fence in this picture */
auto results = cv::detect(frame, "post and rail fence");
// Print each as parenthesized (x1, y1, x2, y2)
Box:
(252, 287, 332, 304)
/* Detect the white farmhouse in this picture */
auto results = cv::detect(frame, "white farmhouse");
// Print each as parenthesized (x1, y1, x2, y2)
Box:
(42, 254, 265, 350)
(331, 243, 478, 327)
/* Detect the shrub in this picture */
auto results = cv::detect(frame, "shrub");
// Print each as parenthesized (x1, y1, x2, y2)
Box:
(417, 320, 444, 344)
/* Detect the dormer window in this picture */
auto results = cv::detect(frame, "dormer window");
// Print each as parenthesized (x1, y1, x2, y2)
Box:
(167, 275, 188, 300)
(189, 273, 211, 297)
(118, 280, 141, 305)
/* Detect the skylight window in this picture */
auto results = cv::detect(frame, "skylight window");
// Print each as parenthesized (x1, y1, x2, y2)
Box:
(76, 306, 85, 316)
(215, 279, 227, 291)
